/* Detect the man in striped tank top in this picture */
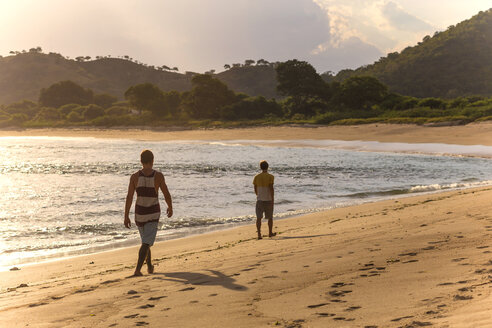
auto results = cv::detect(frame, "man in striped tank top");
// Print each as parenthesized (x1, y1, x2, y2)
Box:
(124, 150, 173, 276)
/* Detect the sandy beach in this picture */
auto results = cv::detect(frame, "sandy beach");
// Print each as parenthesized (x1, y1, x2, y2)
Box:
(1, 186, 491, 327)
(1, 124, 492, 327)
(1, 122, 492, 146)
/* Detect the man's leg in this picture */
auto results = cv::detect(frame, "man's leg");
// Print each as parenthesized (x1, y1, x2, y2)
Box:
(266, 201, 275, 237)
(255, 201, 263, 239)
(134, 243, 150, 276)
(268, 218, 275, 237)
(146, 248, 154, 274)
(256, 217, 262, 239)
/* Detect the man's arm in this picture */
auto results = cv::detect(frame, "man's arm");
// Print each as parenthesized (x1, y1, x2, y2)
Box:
(269, 184, 274, 205)
(124, 174, 137, 228)
(254, 185, 258, 195)
(158, 173, 173, 218)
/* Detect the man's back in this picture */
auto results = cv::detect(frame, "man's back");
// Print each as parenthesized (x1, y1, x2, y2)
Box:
(253, 171, 274, 201)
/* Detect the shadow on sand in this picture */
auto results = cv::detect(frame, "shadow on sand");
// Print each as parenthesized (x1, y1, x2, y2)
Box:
(154, 270, 247, 291)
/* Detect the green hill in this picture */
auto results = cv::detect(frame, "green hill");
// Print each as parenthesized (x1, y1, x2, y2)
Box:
(216, 65, 278, 99)
(0, 52, 192, 105)
(329, 9, 492, 98)
(0, 52, 279, 105)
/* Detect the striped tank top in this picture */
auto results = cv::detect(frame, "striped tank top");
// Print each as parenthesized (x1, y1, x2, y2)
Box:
(135, 170, 161, 227)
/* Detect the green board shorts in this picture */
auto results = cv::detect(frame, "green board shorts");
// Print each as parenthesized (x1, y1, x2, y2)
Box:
(138, 221, 159, 246)
(256, 200, 273, 220)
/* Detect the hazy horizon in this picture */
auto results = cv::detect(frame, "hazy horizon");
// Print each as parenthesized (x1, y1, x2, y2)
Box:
(0, 1, 490, 73)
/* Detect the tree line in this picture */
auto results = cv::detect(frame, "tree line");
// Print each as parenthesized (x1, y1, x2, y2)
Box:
(1, 59, 491, 128)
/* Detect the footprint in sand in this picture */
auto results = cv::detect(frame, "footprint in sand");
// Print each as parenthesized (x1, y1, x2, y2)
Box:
(399, 252, 418, 257)
(330, 299, 347, 303)
(454, 295, 473, 301)
(124, 314, 139, 319)
(148, 296, 167, 301)
(51, 296, 65, 300)
(345, 306, 361, 311)
(138, 304, 155, 309)
(328, 290, 352, 297)
(29, 302, 48, 308)
(241, 267, 255, 272)
(209, 293, 218, 297)
(402, 259, 419, 264)
(307, 303, 329, 308)
(317, 313, 335, 317)
(331, 282, 353, 288)
(179, 287, 195, 291)
(391, 315, 414, 322)
(135, 322, 149, 326)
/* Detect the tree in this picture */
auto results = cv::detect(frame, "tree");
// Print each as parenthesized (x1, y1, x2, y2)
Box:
(162, 91, 182, 117)
(244, 59, 255, 66)
(182, 74, 237, 119)
(276, 59, 329, 116)
(34, 107, 60, 121)
(82, 104, 105, 120)
(93, 93, 118, 109)
(276, 59, 328, 99)
(39, 81, 94, 108)
(124, 83, 165, 115)
(224, 64, 231, 70)
(338, 76, 388, 110)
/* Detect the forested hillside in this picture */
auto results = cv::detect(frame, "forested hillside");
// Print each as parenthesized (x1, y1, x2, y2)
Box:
(330, 9, 492, 98)
(0, 52, 279, 105)
(0, 52, 191, 104)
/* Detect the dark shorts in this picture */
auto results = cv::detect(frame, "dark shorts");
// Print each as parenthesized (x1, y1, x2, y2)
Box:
(256, 200, 273, 220)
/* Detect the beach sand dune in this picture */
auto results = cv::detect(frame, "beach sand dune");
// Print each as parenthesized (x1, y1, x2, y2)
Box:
(1, 187, 491, 327)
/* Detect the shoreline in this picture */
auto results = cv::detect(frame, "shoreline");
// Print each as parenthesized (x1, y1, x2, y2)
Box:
(1, 122, 492, 146)
(4, 182, 491, 271)
(1, 186, 491, 327)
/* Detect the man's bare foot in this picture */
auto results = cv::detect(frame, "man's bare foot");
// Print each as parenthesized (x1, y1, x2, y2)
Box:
(269, 232, 277, 237)
(133, 271, 143, 277)
(148, 265, 154, 274)
(257, 235, 263, 240)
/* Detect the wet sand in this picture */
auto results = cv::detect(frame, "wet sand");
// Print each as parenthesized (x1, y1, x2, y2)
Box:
(1, 187, 491, 327)
(1, 122, 492, 145)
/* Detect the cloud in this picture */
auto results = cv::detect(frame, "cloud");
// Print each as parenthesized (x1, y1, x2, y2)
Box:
(312, 0, 437, 54)
(6, 0, 475, 74)
(382, 1, 434, 32)
(308, 37, 383, 73)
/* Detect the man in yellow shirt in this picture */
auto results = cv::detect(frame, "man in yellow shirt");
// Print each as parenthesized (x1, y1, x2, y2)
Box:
(253, 160, 275, 239)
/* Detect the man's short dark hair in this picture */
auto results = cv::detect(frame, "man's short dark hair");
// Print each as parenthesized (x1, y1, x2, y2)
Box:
(260, 160, 269, 170)
(141, 149, 154, 164)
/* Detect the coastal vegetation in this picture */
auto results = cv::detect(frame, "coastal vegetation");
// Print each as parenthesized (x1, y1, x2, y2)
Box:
(1, 58, 491, 129)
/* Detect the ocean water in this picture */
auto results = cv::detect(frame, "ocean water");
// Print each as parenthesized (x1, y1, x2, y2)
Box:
(1, 136, 492, 268)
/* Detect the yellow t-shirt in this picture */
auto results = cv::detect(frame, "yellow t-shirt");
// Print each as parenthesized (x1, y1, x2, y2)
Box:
(253, 172, 274, 201)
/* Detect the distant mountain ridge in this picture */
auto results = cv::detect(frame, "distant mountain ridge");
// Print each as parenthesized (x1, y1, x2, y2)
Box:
(330, 9, 492, 98)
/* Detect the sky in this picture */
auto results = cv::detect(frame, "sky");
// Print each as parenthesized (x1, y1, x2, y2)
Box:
(0, 0, 490, 73)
